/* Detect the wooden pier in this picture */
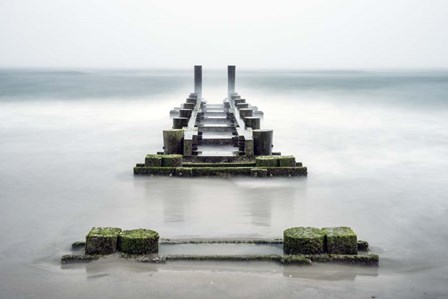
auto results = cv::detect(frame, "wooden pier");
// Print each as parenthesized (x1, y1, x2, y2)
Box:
(134, 65, 307, 177)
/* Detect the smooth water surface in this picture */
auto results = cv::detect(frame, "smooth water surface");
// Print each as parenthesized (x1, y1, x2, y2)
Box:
(1, 69, 448, 298)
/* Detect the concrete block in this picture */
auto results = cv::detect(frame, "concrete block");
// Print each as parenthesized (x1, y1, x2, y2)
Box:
(322, 227, 358, 254)
(118, 229, 159, 254)
(255, 156, 278, 167)
(283, 227, 325, 254)
(145, 154, 162, 167)
(266, 167, 307, 177)
(134, 167, 177, 176)
(176, 167, 193, 177)
(161, 154, 183, 167)
(85, 227, 122, 255)
(250, 168, 268, 177)
(278, 156, 296, 167)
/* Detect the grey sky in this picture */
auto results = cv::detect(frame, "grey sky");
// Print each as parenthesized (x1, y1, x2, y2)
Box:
(0, 0, 447, 69)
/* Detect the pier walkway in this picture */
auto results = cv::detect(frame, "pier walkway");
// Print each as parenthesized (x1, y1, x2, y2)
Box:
(134, 65, 307, 177)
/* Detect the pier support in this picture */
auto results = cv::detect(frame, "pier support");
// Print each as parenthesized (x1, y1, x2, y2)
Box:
(228, 65, 236, 97)
(253, 129, 273, 155)
(172, 117, 189, 129)
(194, 65, 202, 98)
(239, 108, 253, 120)
(163, 129, 184, 154)
(244, 117, 261, 130)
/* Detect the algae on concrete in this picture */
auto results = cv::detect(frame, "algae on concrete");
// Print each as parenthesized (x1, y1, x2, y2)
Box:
(162, 154, 183, 167)
(85, 227, 122, 255)
(118, 229, 159, 254)
(250, 168, 268, 177)
(278, 156, 296, 167)
(176, 167, 193, 177)
(61, 254, 99, 264)
(255, 156, 278, 167)
(266, 167, 307, 177)
(134, 167, 177, 176)
(283, 227, 325, 254)
(322, 227, 358, 254)
(145, 154, 162, 167)
(307, 253, 379, 265)
(192, 167, 252, 177)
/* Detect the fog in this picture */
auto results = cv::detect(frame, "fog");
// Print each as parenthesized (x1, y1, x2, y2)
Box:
(0, 0, 447, 69)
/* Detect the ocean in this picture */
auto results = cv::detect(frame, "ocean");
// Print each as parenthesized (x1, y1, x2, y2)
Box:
(1, 69, 448, 298)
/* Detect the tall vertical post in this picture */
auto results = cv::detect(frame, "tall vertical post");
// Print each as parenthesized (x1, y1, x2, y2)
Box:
(194, 65, 202, 99)
(228, 65, 236, 97)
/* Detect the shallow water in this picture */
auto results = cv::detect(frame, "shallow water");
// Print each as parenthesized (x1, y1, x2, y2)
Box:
(1, 69, 448, 298)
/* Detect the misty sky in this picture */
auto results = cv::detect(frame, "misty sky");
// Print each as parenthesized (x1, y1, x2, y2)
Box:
(0, 0, 447, 69)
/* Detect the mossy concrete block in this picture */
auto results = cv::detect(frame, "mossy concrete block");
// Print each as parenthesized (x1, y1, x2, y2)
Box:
(308, 254, 379, 265)
(245, 139, 254, 157)
(181, 162, 256, 167)
(61, 254, 99, 264)
(283, 227, 325, 254)
(85, 227, 122, 255)
(323, 227, 358, 254)
(278, 156, 296, 167)
(176, 167, 193, 177)
(118, 229, 159, 254)
(145, 154, 162, 167)
(251, 168, 268, 177)
(267, 167, 307, 177)
(192, 167, 252, 177)
(134, 167, 177, 176)
(255, 156, 279, 167)
(161, 154, 183, 167)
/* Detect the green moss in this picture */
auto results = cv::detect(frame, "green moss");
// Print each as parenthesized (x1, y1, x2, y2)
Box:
(182, 162, 256, 167)
(267, 167, 307, 177)
(278, 156, 296, 167)
(134, 167, 177, 176)
(61, 254, 99, 264)
(255, 156, 279, 167)
(251, 168, 268, 177)
(161, 154, 183, 167)
(85, 227, 122, 255)
(176, 167, 193, 177)
(145, 154, 162, 167)
(118, 229, 159, 254)
(283, 227, 325, 254)
(192, 167, 252, 176)
(307, 254, 379, 265)
(322, 227, 358, 254)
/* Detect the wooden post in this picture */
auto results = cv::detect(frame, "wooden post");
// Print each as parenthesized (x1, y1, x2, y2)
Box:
(228, 65, 236, 97)
(194, 65, 202, 98)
